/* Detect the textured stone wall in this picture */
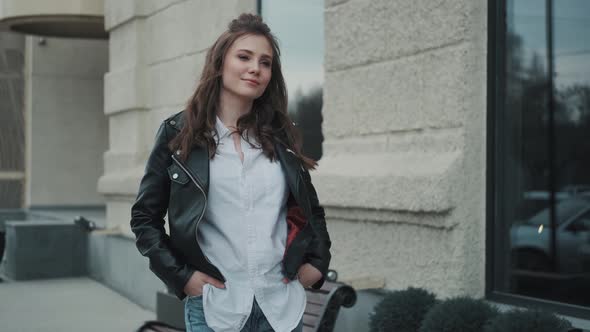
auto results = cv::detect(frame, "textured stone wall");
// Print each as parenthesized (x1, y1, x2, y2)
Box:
(320, 0, 488, 297)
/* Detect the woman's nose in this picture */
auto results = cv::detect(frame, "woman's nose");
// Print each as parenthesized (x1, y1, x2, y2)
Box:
(248, 63, 260, 74)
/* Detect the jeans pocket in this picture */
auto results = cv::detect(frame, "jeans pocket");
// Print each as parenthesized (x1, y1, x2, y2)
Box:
(185, 294, 211, 332)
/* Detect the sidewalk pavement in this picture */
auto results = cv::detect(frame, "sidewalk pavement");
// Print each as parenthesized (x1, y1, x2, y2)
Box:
(0, 277, 155, 332)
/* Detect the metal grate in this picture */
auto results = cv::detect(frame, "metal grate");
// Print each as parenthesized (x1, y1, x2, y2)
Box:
(0, 32, 25, 208)
(4, 49, 24, 70)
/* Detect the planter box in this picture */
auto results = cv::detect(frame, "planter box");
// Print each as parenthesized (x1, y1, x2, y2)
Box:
(2, 220, 87, 280)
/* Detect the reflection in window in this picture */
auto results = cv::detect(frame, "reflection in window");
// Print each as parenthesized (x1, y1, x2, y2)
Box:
(494, 0, 590, 308)
(260, 0, 324, 161)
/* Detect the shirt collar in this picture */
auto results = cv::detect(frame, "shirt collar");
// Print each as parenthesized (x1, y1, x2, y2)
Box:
(215, 115, 231, 140)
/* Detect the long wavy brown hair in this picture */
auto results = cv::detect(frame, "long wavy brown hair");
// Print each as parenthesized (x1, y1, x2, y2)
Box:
(169, 13, 316, 170)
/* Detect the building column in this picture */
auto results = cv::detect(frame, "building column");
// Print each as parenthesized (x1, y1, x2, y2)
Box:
(319, 0, 488, 297)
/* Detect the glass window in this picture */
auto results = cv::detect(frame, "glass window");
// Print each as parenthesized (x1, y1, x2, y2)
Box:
(492, 0, 590, 311)
(259, 0, 324, 161)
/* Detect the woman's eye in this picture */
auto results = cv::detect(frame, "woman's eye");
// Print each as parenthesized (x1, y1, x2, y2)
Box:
(261, 62, 271, 67)
(238, 55, 249, 60)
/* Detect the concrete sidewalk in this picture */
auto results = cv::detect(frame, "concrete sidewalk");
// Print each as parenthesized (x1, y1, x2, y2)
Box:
(0, 277, 154, 332)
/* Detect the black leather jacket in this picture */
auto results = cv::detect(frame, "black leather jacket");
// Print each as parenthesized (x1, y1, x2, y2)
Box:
(130, 111, 331, 300)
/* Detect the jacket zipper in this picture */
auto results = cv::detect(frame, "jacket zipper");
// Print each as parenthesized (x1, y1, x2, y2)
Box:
(171, 153, 213, 266)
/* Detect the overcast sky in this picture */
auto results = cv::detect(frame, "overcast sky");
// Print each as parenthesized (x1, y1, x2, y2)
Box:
(260, 0, 324, 101)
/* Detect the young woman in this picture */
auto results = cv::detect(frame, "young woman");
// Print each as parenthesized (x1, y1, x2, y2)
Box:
(130, 13, 331, 332)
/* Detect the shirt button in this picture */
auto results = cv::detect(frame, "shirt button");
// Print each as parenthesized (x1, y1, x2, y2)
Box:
(176, 150, 181, 155)
(172, 173, 179, 179)
(170, 120, 176, 125)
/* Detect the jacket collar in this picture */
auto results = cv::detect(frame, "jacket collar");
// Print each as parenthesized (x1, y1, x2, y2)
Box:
(167, 111, 209, 191)
(214, 115, 231, 141)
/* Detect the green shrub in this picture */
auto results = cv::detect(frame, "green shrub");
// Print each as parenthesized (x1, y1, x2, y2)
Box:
(419, 297, 499, 332)
(484, 308, 573, 332)
(369, 287, 437, 332)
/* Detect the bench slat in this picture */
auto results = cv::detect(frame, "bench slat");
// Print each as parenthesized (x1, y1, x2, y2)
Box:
(304, 302, 324, 316)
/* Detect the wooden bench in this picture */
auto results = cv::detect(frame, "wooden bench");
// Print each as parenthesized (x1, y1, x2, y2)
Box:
(301, 277, 357, 331)
(136, 270, 356, 332)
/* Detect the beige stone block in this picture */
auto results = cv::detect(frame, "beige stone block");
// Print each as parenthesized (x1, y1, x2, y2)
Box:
(322, 127, 463, 155)
(325, 0, 468, 71)
(314, 151, 459, 214)
(323, 206, 450, 230)
(327, 218, 469, 298)
(103, 150, 141, 174)
(108, 19, 146, 69)
(107, 109, 147, 153)
(141, 0, 184, 17)
(323, 42, 469, 138)
(147, 52, 204, 109)
(140, 106, 185, 152)
(145, 0, 256, 64)
(104, 66, 147, 114)
(180, 0, 258, 51)
(98, 166, 143, 197)
(104, 0, 139, 30)
(104, 0, 177, 30)
(144, 1, 202, 64)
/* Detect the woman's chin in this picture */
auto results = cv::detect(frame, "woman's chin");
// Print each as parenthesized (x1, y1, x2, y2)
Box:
(237, 91, 262, 101)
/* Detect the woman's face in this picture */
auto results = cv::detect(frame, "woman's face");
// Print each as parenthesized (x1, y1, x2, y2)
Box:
(221, 34, 273, 101)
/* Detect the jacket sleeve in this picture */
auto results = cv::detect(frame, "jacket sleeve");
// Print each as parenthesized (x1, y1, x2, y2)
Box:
(130, 121, 195, 300)
(301, 168, 332, 289)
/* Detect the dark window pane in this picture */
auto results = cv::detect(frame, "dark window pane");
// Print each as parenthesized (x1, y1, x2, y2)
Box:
(494, 0, 590, 308)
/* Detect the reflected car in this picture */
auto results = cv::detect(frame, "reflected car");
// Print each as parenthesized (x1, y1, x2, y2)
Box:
(510, 197, 590, 274)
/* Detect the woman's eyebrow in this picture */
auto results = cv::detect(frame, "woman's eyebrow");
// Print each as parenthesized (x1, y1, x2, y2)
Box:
(237, 49, 272, 60)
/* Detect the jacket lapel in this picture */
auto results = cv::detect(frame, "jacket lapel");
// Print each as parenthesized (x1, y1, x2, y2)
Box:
(168, 112, 209, 192)
(275, 142, 312, 215)
(185, 145, 209, 192)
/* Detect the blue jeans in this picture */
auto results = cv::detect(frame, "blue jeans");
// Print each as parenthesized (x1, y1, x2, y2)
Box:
(184, 295, 303, 332)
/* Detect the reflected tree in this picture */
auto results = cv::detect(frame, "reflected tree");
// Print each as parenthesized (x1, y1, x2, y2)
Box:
(290, 85, 323, 161)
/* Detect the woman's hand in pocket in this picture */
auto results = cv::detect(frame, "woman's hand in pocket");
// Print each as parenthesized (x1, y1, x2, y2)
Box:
(296, 263, 322, 288)
(183, 271, 225, 297)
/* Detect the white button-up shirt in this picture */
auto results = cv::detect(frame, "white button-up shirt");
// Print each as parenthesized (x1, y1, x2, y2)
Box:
(196, 116, 306, 332)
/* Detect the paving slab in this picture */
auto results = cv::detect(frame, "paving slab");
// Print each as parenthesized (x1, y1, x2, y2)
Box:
(0, 277, 154, 332)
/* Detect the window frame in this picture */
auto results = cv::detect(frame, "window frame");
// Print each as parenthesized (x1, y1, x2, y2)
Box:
(486, 0, 590, 320)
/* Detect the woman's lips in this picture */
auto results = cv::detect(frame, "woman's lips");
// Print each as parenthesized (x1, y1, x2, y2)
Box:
(243, 79, 260, 86)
